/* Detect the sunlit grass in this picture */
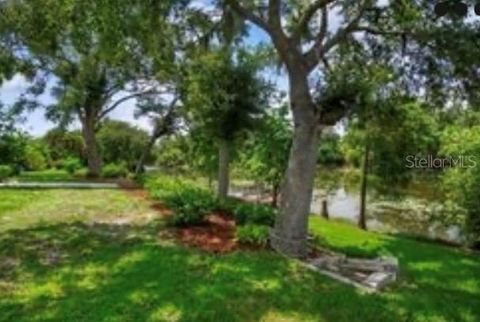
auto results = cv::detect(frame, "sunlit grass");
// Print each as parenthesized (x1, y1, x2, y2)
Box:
(14, 170, 79, 183)
(0, 189, 155, 231)
(0, 190, 479, 321)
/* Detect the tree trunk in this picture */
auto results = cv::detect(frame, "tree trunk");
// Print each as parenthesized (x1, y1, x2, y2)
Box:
(270, 72, 320, 258)
(271, 182, 279, 208)
(321, 200, 329, 219)
(358, 143, 370, 230)
(82, 116, 102, 178)
(208, 173, 213, 190)
(217, 139, 230, 200)
(135, 133, 158, 175)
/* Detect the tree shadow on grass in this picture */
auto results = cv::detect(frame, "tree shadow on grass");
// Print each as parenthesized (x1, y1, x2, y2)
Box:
(315, 229, 480, 322)
(0, 221, 412, 322)
(1, 221, 479, 322)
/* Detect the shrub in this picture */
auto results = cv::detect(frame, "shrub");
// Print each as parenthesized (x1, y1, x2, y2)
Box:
(62, 157, 83, 174)
(101, 163, 128, 178)
(98, 121, 150, 170)
(43, 129, 85, 162)
(236, 224, 270, 246)
(0, 165, 13, 181)
(233, 203, 277, 226)
(146, 175, 199, 199)
(74, 168, 88, 178)
(165, 187, 218, 226)
(0, 133, 27, 166)
(147, 175, 219, 226)
(23, 144, 49, 171)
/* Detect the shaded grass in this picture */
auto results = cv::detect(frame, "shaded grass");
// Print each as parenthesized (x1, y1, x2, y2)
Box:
(0, 222, 398, 322)
(0, 190, 478, 321)
(311, 217, 480, 322)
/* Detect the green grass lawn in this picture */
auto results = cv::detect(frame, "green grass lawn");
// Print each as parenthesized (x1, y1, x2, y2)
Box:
(14, 170, 80, 183)
(0, 190, 479, 322)
(0, 189, 155, 231)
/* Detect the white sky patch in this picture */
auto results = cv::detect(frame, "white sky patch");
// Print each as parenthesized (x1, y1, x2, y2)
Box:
(188, 0, 215, 11)
(0, 74, 154, 136)
(0, 74, 28, 97)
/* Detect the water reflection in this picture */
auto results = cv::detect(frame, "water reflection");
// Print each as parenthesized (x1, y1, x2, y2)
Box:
(230, 168, 464, 244)
(312, 168, 464, 243)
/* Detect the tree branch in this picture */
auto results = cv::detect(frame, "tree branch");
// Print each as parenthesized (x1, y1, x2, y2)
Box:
(304, 0, 369, 70)
(98, 90, 159, 121)
(352, 26, 408, 37)
(224, 0, 272, 35)
(293, 0, 334, 41)
(268, 0, 282, 30)
(318, 7, 329, 46)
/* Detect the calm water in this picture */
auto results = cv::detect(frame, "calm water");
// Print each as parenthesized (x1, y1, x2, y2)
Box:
(313, 168, 464, 243)
(231, 168, 465, 244)
(311, 186, 463, 243)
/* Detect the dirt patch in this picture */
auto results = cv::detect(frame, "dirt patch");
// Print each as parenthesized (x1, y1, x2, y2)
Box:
(116, 179, 142, 189)
(150, 203, 174, 217)
(123, 188, 149, 200)
(179, 214, 237, 253)
(123, 188, 173, 218)
(0, 257, 20, 277)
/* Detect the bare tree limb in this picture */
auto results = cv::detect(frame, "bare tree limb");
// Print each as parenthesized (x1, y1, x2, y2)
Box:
(293, 0, 334, 41)
(224, 0, 272, 35)
(98, 90, 160, 121)
(318, 7, 329, 46)
(353, 26, 408, 37)
(304, 0, 369, 70)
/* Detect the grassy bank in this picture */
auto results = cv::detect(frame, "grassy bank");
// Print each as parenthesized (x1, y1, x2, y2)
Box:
(0, 189, 478, 322)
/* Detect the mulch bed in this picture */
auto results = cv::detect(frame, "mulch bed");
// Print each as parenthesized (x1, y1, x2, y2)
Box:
(125, 189, 239, 253)
(179, 213, 237, 253)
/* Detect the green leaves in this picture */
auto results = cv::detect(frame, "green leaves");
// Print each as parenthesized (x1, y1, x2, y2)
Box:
(184, 49, 268, 142)
(343, 98, 440, 186)
(236, 224, 270, 246)
(238, 106, 291, 187)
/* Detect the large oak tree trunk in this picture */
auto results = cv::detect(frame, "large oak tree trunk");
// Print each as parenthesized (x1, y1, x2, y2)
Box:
(82, 116, 102, 178)
(270, 71, 320, 258)
(217, 138, 230, 200)
(358, 142, 370, 230)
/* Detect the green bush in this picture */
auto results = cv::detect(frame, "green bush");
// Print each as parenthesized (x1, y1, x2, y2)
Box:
(74, 168, 88, 178)
(166, 187, 218, 226)
(62, 157, 83, 174)
(233, 203, 277, 226)
(146, 175, 198, 199)
(98, 121, 150, 170)
(0, 165, 13, 181)
(236, 224, 270, 246)
(101, 163, 128, 178)
(23, 144, 48, 171)
(147, 175, 219, 226)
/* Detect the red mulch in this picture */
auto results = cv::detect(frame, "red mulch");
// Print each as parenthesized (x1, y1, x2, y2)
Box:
(179, 213, 237, 253)
(150, 202, 174, 217)
(125, 188, 239, 253)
